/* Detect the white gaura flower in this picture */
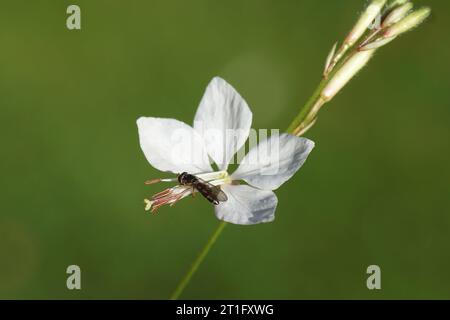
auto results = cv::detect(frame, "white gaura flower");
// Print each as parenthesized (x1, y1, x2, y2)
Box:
(137, 77, 315, 225)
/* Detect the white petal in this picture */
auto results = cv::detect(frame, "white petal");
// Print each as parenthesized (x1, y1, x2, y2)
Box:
(194, 77, 252, 170)
(232, 133, 315, 190)
(214, 184, 277, 225)
(137, 117, 212, 174)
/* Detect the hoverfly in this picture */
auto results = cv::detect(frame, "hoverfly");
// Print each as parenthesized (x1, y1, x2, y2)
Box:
(178, 172, 228, 205)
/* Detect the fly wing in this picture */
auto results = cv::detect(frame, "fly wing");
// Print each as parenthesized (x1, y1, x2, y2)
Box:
(194, 177, 228, 203)
(212, 186, 228, 202)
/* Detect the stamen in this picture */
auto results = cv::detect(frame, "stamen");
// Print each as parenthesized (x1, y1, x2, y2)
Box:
(145, 179, 161, 185)
(147, 186, 193, 213)
(210, 177, 232, 186)
(145, 177, 178, 185)
(152, 188, 173, 199)
(169, 188, 192, 207)
(196, 171, 228, 181)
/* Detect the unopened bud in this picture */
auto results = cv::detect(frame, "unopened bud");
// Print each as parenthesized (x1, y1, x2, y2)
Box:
(382, 2, 413, 28)
(345, 0, 387, 46)
(359, 35, 397, 51)
(384, 7, 431, 38)
(386, 0, 408, 11)
(321, 50, 375, 101)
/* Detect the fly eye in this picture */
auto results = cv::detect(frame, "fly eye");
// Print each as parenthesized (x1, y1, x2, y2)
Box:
(178, 172, 188, 184)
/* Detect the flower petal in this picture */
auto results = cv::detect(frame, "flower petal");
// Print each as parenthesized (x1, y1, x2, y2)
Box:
(194, 77, 252, 170)
(232, 133, 314, 190)
(137, 117, 212, 174)
(214, 184, 277, 225)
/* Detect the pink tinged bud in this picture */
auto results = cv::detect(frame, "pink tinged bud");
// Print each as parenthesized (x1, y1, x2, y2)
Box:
(345, 0, 387, 46)
(382, 2, 413, 28)
(384, 7, 431, 38)
(321, 50, 375, 102)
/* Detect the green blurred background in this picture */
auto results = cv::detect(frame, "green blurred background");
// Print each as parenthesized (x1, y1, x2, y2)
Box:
(1, 0, 449, 299)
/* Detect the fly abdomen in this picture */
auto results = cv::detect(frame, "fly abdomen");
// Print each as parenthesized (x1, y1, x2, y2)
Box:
(193, 181, 220, 205)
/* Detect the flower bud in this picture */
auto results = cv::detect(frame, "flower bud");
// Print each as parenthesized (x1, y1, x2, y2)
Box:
(359, 36, 397, 51)
(383, 7, 431, 38)
(345, 0, 387, 46)
(321, 50, 375, 102)
(382, 2, 413, 28)
(386, 0, 408, 10)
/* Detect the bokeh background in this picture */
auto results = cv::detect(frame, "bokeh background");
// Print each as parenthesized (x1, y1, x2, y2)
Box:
(1, 0, 449, 299)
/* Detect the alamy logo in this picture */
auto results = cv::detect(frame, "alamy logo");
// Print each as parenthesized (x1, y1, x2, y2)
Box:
(66, 265, 81, 290)
(66, 5, 81, 30)
(366, 265, 381, 290)
(169, 126, 282, 174)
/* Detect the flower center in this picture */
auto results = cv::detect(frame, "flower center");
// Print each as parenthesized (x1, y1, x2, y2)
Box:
(144, 170, 231, 213)
(196, 170, 230, 186)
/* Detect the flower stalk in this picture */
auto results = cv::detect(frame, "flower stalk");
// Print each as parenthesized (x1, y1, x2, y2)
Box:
(170, 221, 227, 300)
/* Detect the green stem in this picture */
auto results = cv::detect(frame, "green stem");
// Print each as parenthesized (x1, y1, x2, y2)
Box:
(170, 221, 227, 300)
(286, 78, 328, 134)
(287, 41, 362, 135)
